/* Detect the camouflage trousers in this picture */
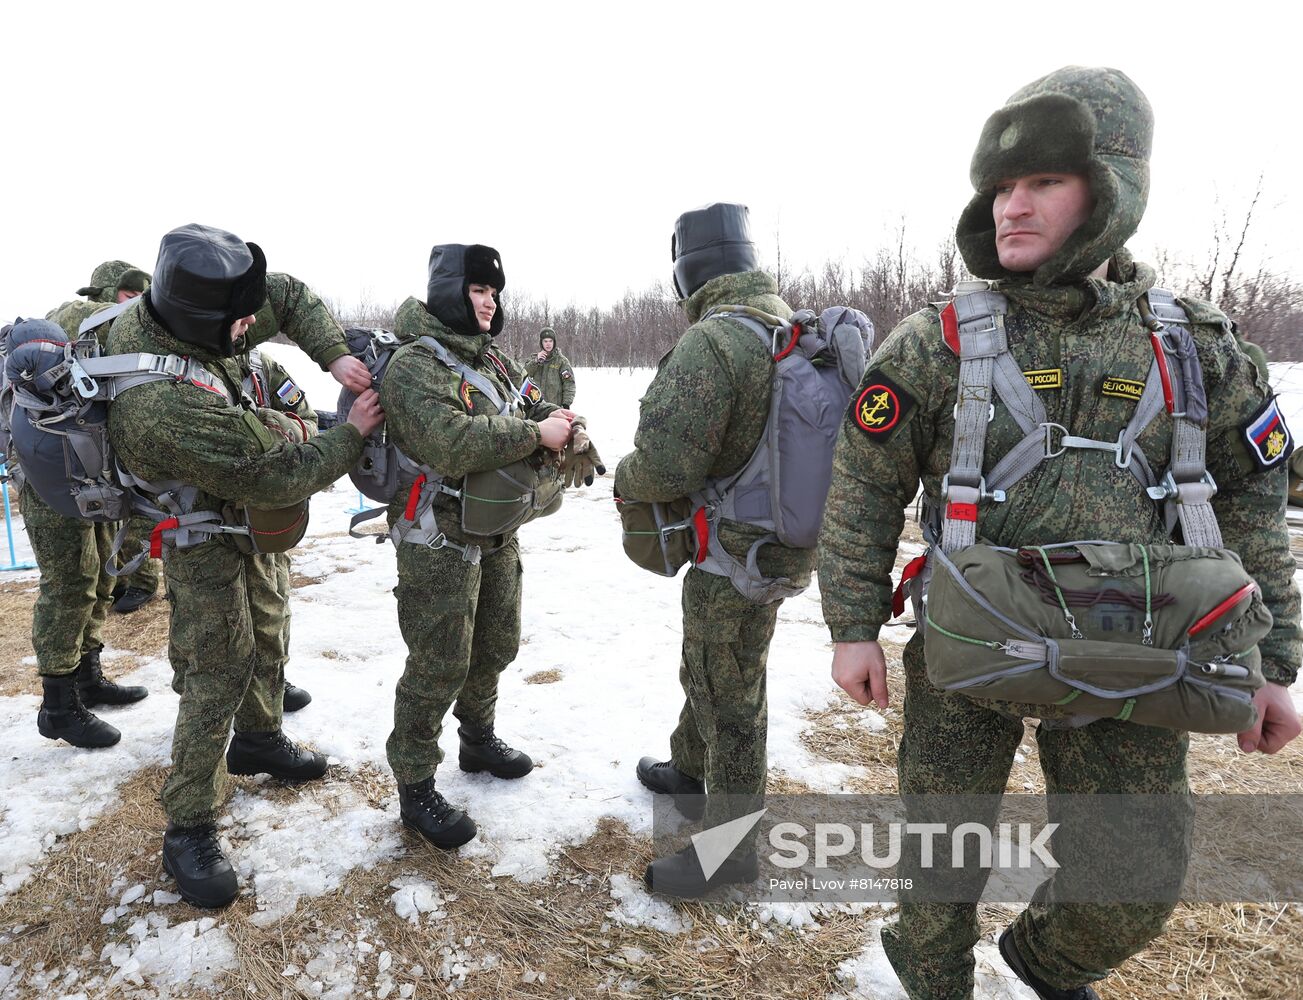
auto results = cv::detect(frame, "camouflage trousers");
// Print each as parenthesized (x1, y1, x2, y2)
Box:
(119, 515, 161, 594)
(20, 488, 115, 676)
(669, 567, 778, 838)
(882, 637, 1191, 999)
(386, 535, 522, 785)
(161, 542, 289, 826)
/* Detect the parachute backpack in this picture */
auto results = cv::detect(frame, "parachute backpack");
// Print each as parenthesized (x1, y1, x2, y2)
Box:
(337, 328, 562, 563)
(900, 281, 1271, 733)
(5, 317, 302, 573)
(617, 305, 872, 603)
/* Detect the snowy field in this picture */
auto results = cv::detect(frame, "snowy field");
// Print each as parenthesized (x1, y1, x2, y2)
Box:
(1, 357, 1301, 998)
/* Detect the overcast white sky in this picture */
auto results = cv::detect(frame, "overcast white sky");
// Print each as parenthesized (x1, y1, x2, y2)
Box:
(2, 1, 1297, 325)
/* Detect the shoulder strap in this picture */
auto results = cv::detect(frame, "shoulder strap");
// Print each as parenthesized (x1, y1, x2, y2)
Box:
(77, 297, 136, 337)
(937, 282, 1027, 553)
(73, 353, 235, 404)
(701, 305, 793, 357)
(1140, 288, 1221, 548)
(417, 335, 513, 416)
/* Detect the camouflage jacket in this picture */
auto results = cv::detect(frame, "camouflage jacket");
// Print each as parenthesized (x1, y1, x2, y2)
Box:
(615, 270, 815, 583)
(106, 274, 362, 520)
(525, 346, 576, 406)
(818, 253, 1301, 684)
(379, 296, 559, 541)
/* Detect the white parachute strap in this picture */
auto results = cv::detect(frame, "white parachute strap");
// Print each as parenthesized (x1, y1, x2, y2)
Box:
(1140, 289, 1221, 548)
(70, 352, 235, 403)
(938, 284, 1021, 554)
(984, 358, 1167, 500)
(937, 285, 1208, 554)
(77, 297, 136, 337)
(417, 335, 516, 416)
(684, 309, 804, 604)
(107, 469, 251, 576)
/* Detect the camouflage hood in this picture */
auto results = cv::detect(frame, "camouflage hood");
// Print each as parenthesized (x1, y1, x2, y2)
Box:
(77, 260, 151, 303)
(957, 66, 1153, 287)
(682, 270, 787, 325)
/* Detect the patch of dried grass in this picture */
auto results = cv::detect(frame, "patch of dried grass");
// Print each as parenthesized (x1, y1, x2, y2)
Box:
(100, 596, 170, 662)
(524, 669, 563, 685)
(0, 579, 38, 696)
(0, 766, 169, 975)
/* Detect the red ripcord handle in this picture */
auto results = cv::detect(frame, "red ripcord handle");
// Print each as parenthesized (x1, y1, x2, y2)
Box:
(403, 474, 427, 521)
(1187, 582, 1258, 637)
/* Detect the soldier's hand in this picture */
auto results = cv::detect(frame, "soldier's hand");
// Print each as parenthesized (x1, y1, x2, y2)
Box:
(329, 355, 373, 393)
(832, 641, 889, 710)
(537, 412, 572, 450)
(346, 388, 385, 437)
(1238, 682, 1302, 754)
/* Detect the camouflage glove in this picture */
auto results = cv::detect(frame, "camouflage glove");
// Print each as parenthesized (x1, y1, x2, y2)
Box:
(562, 426, 606, 487)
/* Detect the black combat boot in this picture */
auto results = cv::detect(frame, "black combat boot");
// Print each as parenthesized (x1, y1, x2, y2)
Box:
(998, 927, 1100, 1000)
(644, 843, 759, 899)
(111, 586, 158, 614)
(37, 675, 121, 748)
(76, 648, 148, 707)
(458, 724, 533, 779)
(225, 730, 328, 781)
(636, 757, 705, 820)
(397, 778, 477, 849)
(282, 680, 312, 713)
(162, 824, 238, 909)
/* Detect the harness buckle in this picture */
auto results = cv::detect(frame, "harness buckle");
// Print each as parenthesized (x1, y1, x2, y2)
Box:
(160, 355, 189, 378)
(939, 473, 1005, 504)
(1145, 469, 1218, 503)
(1042, 422, 1069, 459)
(66, 358, 99, 400)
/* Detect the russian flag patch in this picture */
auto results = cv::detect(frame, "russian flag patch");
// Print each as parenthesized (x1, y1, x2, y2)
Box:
(1243, 396, 1293, 471)
(276, 378, 304, 409)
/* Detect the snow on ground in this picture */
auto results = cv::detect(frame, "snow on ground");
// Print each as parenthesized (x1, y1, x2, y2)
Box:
(2, 358, 1302, 995)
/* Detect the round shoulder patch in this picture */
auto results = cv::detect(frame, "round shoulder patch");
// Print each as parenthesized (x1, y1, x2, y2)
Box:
(855, 383, 902, 434)
(847, 371, 917, 443)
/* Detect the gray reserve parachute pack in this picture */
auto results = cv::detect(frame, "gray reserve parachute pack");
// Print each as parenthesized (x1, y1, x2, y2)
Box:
(617, 305, 872, 603)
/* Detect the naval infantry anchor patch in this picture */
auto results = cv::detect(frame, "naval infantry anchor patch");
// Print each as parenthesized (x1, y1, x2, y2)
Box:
(852, 373, 915, 440)
(1243, 396, 1293, 470)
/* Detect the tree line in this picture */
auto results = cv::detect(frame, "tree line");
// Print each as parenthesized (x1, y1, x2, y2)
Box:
(329, 223, 1302, 366)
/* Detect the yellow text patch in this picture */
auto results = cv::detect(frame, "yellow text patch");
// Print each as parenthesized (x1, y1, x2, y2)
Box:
(1101, 376, 1145, 402)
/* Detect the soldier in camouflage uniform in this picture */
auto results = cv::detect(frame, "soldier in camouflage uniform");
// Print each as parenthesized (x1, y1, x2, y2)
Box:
(524, 327, 577, 407)
(108, 224, 382, 908)
(381, 244, 577, 850)
(26, 262, 153, 750)
(48, 261, 162, 616)
(818, 68, 1302, 999)
(617, 203, 815, 898)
